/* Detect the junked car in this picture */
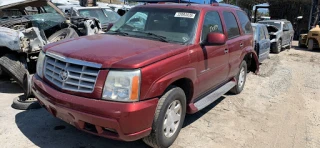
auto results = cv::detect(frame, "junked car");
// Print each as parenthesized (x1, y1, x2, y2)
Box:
(299, 25, 320, 50)
(259, 20, 294, 53)
(58, 5, 120, 32)
(252, 23, 270, 63)
(0, 0, 101, 109)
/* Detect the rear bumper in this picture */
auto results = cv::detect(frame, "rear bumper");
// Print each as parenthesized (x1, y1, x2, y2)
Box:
(32, 75, 158, 141)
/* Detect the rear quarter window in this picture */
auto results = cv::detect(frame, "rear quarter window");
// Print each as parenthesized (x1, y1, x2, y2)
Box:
(236, 10, 253, 34)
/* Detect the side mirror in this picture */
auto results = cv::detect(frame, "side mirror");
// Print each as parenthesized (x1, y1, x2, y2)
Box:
(106, 23, 113, 32)
(204, 33, 227, 45)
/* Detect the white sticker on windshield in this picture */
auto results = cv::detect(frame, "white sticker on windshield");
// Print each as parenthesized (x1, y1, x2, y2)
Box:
(174, 12, 195, 18)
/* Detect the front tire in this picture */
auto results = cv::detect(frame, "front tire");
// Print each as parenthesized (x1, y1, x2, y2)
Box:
(143, 86, 186, 148)
(230, 60, 247, 94)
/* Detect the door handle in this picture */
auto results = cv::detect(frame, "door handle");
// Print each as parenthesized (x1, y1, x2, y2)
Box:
(240, 43, 244, 47)
(224, 49, 229, 54)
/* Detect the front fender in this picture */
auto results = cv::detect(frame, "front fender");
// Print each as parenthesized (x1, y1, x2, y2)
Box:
(143, 68, 197, 100)
(0, 27, 21, 51)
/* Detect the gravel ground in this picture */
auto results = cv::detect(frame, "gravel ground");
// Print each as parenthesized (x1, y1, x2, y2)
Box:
(1, 41, 320, 148)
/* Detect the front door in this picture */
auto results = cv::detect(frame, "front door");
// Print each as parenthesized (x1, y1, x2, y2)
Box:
(195, 11, 229, 94)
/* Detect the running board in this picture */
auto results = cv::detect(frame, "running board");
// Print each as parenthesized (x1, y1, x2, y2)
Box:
(194, 81, 236, 111)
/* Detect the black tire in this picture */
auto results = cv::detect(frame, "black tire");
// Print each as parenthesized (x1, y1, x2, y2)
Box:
(286, 40, 292, 49)
(273, 40, 282, 53)
(298, 41, 303, 48)
(12, 95, 41, 110)
(22, 73, 34, 99)
(230, 60, 247, 94)
(143, 86, 186, 148)
(48, 28, 79, 43)
(308, 39, 314, 50)
(0, 54, 27, 87)
(0, 67, 7, 78)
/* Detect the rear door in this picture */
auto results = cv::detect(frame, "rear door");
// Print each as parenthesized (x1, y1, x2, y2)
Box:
(258, 26, 270, 61)
(283, 22, 290, 45)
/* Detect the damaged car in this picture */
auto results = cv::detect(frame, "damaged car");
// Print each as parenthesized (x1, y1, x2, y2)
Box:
(0, 0, 101, 109)
(259, 20, 294, 53)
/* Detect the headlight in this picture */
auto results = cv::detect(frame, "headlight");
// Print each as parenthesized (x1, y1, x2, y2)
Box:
(36, 51, 45, 78)
(102, 70, 141, 102)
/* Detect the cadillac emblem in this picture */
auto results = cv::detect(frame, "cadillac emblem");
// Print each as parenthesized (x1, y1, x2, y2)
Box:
(59, 69, 69, 81)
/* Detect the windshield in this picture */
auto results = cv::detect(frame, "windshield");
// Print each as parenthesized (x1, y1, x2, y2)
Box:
(27, 13, 65, 30)
(108, 7, 199, 44)
(259, 22, 281, 30)
(79, 8, 120, 24)
(0, 2, 65, 30)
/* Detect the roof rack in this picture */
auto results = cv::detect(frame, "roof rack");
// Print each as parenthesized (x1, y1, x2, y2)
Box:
(218, 3, 240, 9)
(131, 0, 218, 4)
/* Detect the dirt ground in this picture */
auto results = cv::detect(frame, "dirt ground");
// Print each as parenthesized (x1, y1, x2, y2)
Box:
(1, 41, 320, 148)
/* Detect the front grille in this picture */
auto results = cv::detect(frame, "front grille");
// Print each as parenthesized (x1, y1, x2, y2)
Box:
(44, 52, 101, 93)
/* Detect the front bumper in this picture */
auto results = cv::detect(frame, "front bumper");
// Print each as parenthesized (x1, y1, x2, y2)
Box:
(32, 75, 158, 141)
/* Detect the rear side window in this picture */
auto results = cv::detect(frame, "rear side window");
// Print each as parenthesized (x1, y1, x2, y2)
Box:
(223, 12, 240, 39)
(236, 11, 253, 34)
(287, 22, 293, 30)
(201, 11, 223, 41)
(259, 27, 265, 40)
(263, 26, 270, 39)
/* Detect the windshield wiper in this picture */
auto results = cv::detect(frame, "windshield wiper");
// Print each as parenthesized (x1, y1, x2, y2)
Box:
(107, 30, 129, 36)
(136, 31, 169, 43)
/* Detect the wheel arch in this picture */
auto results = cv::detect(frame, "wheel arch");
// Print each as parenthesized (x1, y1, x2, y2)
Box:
(143, 68, 196, 104)
(241, 48, 259, 74)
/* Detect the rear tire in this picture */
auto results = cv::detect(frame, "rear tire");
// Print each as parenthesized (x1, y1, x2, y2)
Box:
(143, 86, 186, 148)
(308, 39, 314, 50)
(286, 40, 292, 49)
(230, 60, 247, 94)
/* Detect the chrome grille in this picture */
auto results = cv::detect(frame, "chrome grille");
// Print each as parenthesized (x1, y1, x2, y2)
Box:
(44, 52, 101, 93)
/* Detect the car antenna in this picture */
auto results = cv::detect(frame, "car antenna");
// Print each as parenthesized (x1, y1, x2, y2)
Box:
(187, 0, 191, 6)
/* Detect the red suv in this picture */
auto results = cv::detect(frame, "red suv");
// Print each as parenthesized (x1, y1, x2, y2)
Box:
(32, 3, 259, 148)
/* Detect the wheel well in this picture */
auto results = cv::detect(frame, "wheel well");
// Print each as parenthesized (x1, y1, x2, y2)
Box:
(169, 78, 194, 103)
(0, 47, 13, 57)
(243, 53, 257, 73)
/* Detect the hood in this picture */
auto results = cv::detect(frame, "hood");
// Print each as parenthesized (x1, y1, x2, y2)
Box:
(309, 25, 320, 33)
(44, 34, 187, 69)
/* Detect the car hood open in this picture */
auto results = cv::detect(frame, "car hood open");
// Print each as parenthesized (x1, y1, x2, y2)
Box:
(44, 34, 187, 69)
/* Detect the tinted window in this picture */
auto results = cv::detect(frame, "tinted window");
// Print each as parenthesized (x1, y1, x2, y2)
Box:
(236, 11, 252, 34)
(283, 23, 289, 31)
(223, 12, 240, 39)
(201, 11, 223, 41)
(287, 22, 293, 30)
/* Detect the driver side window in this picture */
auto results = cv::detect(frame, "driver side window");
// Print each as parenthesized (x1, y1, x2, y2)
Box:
(201, 11, 223, 42)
